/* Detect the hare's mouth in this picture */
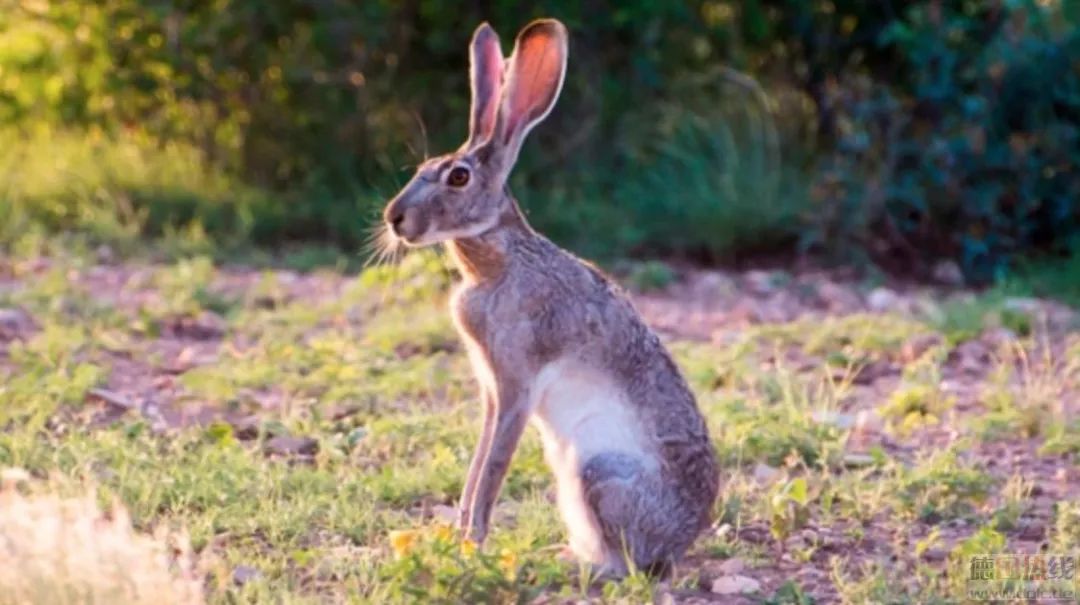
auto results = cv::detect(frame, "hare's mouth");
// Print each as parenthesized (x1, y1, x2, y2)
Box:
(385, 209, 431, 246)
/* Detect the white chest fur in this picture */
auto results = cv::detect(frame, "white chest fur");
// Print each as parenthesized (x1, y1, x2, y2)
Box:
(528, 358, 650, 466)
(528, 358, 652, 564)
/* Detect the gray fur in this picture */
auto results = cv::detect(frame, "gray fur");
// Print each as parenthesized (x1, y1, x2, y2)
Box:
(381, 18, 719, 576)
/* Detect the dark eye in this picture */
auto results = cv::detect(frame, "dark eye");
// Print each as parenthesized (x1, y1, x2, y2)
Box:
(447, 166, 470, 187)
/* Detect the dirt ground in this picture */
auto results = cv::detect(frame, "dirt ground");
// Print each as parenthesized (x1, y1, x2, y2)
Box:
(2, 254, 1079, 604)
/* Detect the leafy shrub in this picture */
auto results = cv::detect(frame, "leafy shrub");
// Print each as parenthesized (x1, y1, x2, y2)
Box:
(1, 1, 1078, 277)
(812, 1, 1080, 282)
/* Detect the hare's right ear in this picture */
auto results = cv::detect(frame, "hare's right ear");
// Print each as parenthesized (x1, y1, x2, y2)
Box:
(465, 23, 504, 150)
(488, 19, 568, 171)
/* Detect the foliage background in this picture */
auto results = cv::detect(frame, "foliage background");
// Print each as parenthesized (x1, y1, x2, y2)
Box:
(1, 0, 1078, 283)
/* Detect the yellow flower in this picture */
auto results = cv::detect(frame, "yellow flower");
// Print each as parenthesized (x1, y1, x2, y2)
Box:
(498, 548, 517, 579)
(460, 538, 477, 558)
(432, 524, 455, 544)
(388, 529, 420, 558)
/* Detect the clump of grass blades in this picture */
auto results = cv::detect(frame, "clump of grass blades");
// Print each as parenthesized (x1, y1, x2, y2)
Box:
(0, 470, 204, 605)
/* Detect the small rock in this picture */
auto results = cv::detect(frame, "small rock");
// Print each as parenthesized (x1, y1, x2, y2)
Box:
(843, 453, 876, 468)
(744, 270, 777, 296)
(0, 307, 25, 326)
(812, 410, 856, 430)
(866, 287, 899, 312)
(1018, 523, 1046, 541)
(853, 410, 884, 434)
(717, 557, 745, 575)
(163, 346, 206, 374)
(794, 527, 819, 546)
(85, 388, 137, 410)
(910, 298, 941, 323)
(95, 244, 115, 264)
(167, 310, 227, 340)
(264, 435, 319, 457)
(232, 565, 261, 585)
(230, 416, 261, 441)
(817, 281, 862, 312)
(752, 462, 780, 483)
(694, 271, 737, 299)
(953, 339, 991, 374)
(330, 405, 362, 421)
(851, 360, 895, 385)
(711, 575, 761, 595)
(982, 327, 1018, 350)
(932, 260, 965, 286)
(430, 504, 458, 523)
(922, 548, 948, 562)
(1003, 297, 1042, 315)
(736, 525, 770, 544)
(1044, 302, 1077, 327)
(0, 307, 31, 339)
(194, 310, 227, 338)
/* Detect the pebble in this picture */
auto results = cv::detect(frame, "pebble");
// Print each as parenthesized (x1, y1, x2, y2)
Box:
(232, 565, 261, 585)
(866, 287, 899, 312)
(264, 435, 319, 456)
(711, 574, 761, 595)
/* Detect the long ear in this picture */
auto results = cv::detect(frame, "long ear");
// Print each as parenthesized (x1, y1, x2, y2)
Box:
(490, 19, 568, 168)
(465, 23, 504, 149)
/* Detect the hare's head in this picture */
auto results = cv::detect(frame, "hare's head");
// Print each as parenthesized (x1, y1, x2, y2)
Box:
(383, 19, 567, 246)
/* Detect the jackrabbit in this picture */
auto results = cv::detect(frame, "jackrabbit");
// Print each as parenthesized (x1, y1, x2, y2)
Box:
(382, 18, 719, 576)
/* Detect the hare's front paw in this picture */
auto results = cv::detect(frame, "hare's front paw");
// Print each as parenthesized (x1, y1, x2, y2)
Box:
(456, 506, 488, 545)
(465, 521, 488, 546)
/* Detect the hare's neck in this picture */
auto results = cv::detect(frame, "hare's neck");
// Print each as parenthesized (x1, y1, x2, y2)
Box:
(447, 197, 534, 284)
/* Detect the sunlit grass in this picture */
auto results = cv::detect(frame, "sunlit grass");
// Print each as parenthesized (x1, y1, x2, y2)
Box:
(0, 244, 1077, 603)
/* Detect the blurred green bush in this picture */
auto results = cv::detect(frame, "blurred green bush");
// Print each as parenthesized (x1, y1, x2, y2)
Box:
(811, 1, 1080, 282)
(0, 0, 1077, 281)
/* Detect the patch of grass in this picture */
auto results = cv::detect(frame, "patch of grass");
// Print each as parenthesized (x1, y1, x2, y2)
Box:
(880, 349, 954, 435)
(893, 450, 995, 522)
(0, 130, 397, 270)
(927, 293, 1035, 345)
(999, 246, 1080, 308)
(0, 476, 204, 605)
(623, 260, 677, 292)
(830, 557, 951, 605)
(752, 313, 936, 363)
(703, 360, 852, 468)
(990, 474, 1033, 531)
(975, 338, 1079, 448)
(1052, 501, 1080, 552)
(0, 131, 270, 256)
(2, 242, 1075, 602)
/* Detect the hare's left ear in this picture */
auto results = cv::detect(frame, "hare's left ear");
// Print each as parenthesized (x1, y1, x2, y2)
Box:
(465, 23, 504, 150)
(488, 19, 568, 170)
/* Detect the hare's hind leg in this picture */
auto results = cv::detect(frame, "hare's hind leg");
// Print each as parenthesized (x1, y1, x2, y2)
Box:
(578, 453, 694, 578)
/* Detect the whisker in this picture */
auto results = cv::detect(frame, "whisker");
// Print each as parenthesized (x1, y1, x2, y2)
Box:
(359, 221, 399, 271)
(411, 110, 430, 161)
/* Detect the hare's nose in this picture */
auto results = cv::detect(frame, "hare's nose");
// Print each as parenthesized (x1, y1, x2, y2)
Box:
(387, 210, 406, 235)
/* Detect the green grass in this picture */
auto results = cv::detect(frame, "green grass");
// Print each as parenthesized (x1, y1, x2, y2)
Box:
(0, 129, 387, 265)
(0, 119, 814, 269)
(1, 241, 1078, 602)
